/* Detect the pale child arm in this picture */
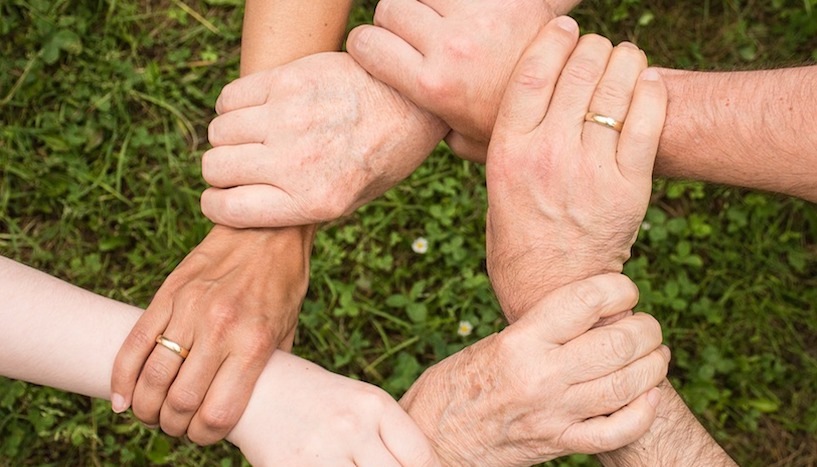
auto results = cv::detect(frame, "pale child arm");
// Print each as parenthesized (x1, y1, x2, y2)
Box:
(0, 256, 438, 466)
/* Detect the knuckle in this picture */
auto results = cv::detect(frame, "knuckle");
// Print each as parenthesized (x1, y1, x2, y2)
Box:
(128, 325, 159, 351)
(609, 367, 639, 405)
(593, 81, 631, 106)
(198, 404, 240, 433)
(416, 71, 452, 100)
(572, 279, 607, 311)
(208, 301, 240, 327)
(513, 57, 557, 90)
(142, 360, 176, 388)
(563, 55, 604, 85)
(602, 327, 637, 363)
(166, 386, 203, 414)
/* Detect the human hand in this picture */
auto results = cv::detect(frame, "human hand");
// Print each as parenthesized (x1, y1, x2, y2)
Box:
(111, 225, 313, 444)
(347, 0, 582, 162)
(400, 274, 669, 466)
(229, 351, 440, 467)
(484, 17, 667, 321)
(201, 52, 448, 228)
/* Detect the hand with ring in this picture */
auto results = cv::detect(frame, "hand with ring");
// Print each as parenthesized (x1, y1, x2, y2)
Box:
(111, 225, 311, 445)
(485, 16, 668, 322)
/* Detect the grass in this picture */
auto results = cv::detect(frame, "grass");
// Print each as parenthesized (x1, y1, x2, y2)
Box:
(1, 0, 816, 465)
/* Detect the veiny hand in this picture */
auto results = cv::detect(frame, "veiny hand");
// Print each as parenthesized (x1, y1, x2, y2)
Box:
(111, 225, 313, 444)
(230, 351, 440, 467)
(485, 17, 668, 321)
(347, 0, 582, 162)
(201, 52, 447, 228)
(400, 274, 669, 466)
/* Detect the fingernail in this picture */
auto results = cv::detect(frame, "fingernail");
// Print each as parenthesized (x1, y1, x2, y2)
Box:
(619, 41, 638, 49)
(661, 345, 672, 360)
(641, 68, 661, 81)
(111, 393, 128, 413)
(554, 16, 578, 33)
(647, 387, 661, 408)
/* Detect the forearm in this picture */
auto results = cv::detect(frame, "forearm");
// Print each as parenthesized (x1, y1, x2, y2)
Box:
(241, 0, 353, 74)
(214, 1, 357, 308)
(0, 256, 292, 449)
(656, 66, 817, 201)
(598, 380, 735, 466)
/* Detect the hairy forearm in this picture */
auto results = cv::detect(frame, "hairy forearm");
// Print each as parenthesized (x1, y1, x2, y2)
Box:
(598, 380, 735, 467)
(656, 66, 817, 201)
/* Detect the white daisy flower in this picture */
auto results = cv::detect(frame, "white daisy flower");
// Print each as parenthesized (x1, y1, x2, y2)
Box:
(411, 237, 429, 254)
(457, 320, 474, 337)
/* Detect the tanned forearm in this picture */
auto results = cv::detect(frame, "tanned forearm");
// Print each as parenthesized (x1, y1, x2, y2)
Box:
(241, 0, 353, 74)
(205, 1, 357, 349)
(656, 66, 817, 201)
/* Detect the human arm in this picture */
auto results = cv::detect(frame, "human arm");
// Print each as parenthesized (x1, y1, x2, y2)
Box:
(0, 256, 439, 466)
(481, 18, 735, 467)
(349, 5, 817, 202)
(110, 0, 357, 444)
(596, 380, 735, 467)
(397, 273, 669, 467)
(654, 66, 817, 202)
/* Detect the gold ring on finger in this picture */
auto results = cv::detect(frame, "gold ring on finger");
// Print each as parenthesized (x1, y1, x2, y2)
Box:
(585, 112, 624, 132)
(155, 334, 190, 359)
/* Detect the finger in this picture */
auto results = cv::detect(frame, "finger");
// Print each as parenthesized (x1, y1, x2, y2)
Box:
(569, 345, 670, 417)
(208, 106, 273, 147)
(616, 68, 668, 182)
(516, 273, 639, 345)
(353, 441, 402, 467)
(379, 402, 440, 467)
(110, 297, 173, 413)
(200, 185, 308, 228)
(202, 144, 293, 188)
(346, 25, 424, 102)
(493, 16, 580, 137)
(582, 41, 647, 162)
(159, 343, 224, 437)
(214, 71, 276, 115)
(562, 387, 661, 454)
(131, 326, 191, 426)
(187, 355, 265, 445)
(373, 0, 441, 53)
(543, 33, 613, 134)
(444, 131, 488, 164)
(561, 312, 663, 383)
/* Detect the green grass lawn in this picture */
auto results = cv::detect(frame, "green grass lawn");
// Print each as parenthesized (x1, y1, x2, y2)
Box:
(2, 0, 817, 465)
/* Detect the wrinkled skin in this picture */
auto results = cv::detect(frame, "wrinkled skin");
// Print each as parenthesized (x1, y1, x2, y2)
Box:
(201, 52, 447, 228)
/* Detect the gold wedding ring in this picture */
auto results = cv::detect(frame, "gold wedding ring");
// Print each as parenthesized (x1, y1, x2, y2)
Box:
(155, 335, 190, 359)
(585, 112, 624, 132)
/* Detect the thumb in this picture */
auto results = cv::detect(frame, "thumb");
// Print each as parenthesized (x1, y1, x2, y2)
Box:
(513, 273, 639, 345)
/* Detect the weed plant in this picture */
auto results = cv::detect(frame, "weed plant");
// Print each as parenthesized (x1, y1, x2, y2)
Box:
(1, 0, 816, 465)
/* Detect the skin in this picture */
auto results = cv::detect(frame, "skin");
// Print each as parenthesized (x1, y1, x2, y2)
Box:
(110, 0, 358, 444)
(0, 256, 439, 466)
(347, 4, 817, 203)
(1, 256, 666, 465)
(395, 19, 673, 466)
